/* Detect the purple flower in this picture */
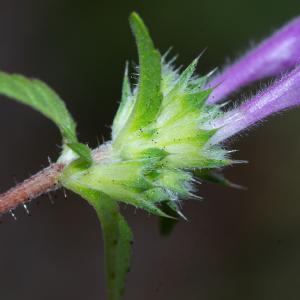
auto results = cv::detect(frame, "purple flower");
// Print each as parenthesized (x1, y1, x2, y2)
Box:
(206, 16, 300, 104)
(209, 65, 300, 145)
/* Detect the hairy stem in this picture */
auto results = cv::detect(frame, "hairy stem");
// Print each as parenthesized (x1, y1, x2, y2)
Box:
(0, 145, 109, 215)
(0, 163, 65, 214)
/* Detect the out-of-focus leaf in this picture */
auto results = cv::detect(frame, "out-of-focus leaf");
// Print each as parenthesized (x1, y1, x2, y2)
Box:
(93, 195, 133, 300)
(159, 202, 179, 236)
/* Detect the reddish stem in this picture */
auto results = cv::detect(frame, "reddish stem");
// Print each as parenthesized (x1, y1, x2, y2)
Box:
(0, 163, 65, 214)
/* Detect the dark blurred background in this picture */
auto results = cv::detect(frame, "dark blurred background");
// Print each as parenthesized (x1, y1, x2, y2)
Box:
(0, 0, 300, 299)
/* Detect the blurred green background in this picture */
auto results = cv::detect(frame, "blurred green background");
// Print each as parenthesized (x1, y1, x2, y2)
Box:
(0, 0, 300, 299)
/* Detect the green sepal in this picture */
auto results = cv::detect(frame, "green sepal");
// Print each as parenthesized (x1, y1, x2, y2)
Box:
(188, 75, 208, 91)
(174, 57, 199, 91)
(183, 89, 212, 109)
(137, 148, 169, 160)
(156, 169, 193, 198)
(163, 57, 199, 107)
(112, 62, 133, 139)
(158, 129, 217, 149)
(137, 195, 173, 218)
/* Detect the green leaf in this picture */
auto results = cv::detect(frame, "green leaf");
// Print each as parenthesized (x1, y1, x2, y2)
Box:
(115, 12, 162, 143)
(61, 179, 133, 300)
(0, 72, 76, 141)
(94, 195, 133, 300)
(0, 71, 92, 162)
(66, 142, 93, 165)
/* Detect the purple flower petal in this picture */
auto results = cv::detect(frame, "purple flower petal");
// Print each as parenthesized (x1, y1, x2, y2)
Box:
(209, 65, 300, 145)
(206, 16, 300, 104)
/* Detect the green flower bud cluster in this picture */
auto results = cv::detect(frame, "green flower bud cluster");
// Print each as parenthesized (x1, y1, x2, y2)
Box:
(60, 13, 233, 218)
